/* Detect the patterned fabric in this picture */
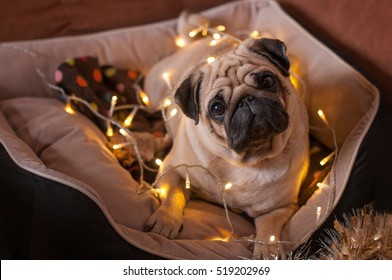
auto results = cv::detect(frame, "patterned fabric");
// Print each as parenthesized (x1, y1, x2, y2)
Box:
(55, 56, 165, 132)
(55, 56, 167, 182)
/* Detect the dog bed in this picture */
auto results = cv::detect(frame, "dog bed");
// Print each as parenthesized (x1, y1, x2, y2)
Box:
(0, 0, 380, 259)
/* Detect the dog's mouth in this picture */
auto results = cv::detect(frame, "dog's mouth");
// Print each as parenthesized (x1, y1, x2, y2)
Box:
(226, 96, 289, 153)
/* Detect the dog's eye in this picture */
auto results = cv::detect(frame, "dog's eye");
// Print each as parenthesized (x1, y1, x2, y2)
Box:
(208, 93, 227, 123)
(252, 72, 277, 90)
(261, 75, 274, 88)
(211, 102, 225, 117)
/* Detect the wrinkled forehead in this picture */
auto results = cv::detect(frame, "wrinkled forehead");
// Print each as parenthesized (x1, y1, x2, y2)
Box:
(199, 44, 278, 92)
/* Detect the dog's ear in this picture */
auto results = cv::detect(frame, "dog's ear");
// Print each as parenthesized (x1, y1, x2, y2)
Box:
(174, 73, 202, 125)
(250, 38, 290, 77)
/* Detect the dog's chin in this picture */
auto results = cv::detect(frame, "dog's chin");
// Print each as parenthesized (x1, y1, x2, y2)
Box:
(229, 129, 276, 153)
(228, 136, 275, 163)
(228, 125, 293, 166)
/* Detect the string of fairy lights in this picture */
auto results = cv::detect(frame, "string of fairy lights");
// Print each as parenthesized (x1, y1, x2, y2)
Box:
(1, 20, 338, 259)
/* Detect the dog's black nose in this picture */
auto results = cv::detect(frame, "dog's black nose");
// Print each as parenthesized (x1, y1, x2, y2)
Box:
(238, 95, 254, 108)
(238, 95, 267, 116)
(246, 95, 254, 102)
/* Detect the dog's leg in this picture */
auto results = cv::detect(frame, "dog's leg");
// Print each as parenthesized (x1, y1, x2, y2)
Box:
(145, 172, 188, 239)
(253, 204, 298, 260)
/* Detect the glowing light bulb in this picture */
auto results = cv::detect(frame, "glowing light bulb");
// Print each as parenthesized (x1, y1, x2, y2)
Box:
(317, 109, 328, 125)
(106, 125, 114, 137)
(224, 182, 233, 190)
(209, 39, 218, 46)
(319, 159, 327, 166)
(185, 172, 191, 189)
(170, 108, 178, 117)
(139, 91, 150, 106)
(210, 236, 230, 242)
(189, 30, 198, 38)
(175, 36, 186, 48)
(162, 72, 170, 80)
(155, 158, 163, 166)
(159, 186, 167, 198)
(119, 128, 127, 136)
(123, 107, 138, 127)
(124, 116, 134, 127)
(162, 72, 172, 89)
(317, 109, 325, 118)
(320, 150, 336, 166)
(112, 144, 121, 150)
(64, 102, 75, 114)
(163, 98, 172, 108)
(316, 206, 322, 225)
(207, 56, 216, 64)
(317, 182, 330, 189)
(250, 30, 260, 38)
(373, 232, 382, 241)
(216, 25, 226, 32)
(108, 95, 118, 118)
(213, 33, 221, 40)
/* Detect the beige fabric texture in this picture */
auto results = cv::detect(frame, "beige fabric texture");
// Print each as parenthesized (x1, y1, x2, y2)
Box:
(0, 0, 379, 259)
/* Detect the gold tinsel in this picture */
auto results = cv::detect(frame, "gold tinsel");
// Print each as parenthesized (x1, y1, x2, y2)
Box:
(318, 205, 392, 260)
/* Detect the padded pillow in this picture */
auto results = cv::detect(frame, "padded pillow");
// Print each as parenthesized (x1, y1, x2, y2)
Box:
(0, 0, 379, 258)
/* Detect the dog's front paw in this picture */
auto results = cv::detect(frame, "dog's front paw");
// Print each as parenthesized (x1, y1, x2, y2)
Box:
(144, 206, 183, 239)
(253, 241, 285, 260)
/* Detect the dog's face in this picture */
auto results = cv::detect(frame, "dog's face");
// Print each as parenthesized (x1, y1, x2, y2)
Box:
(175, 38, 295, 158)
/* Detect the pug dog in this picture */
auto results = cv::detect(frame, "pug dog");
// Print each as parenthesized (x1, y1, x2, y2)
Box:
(145, 37, 309, 259)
